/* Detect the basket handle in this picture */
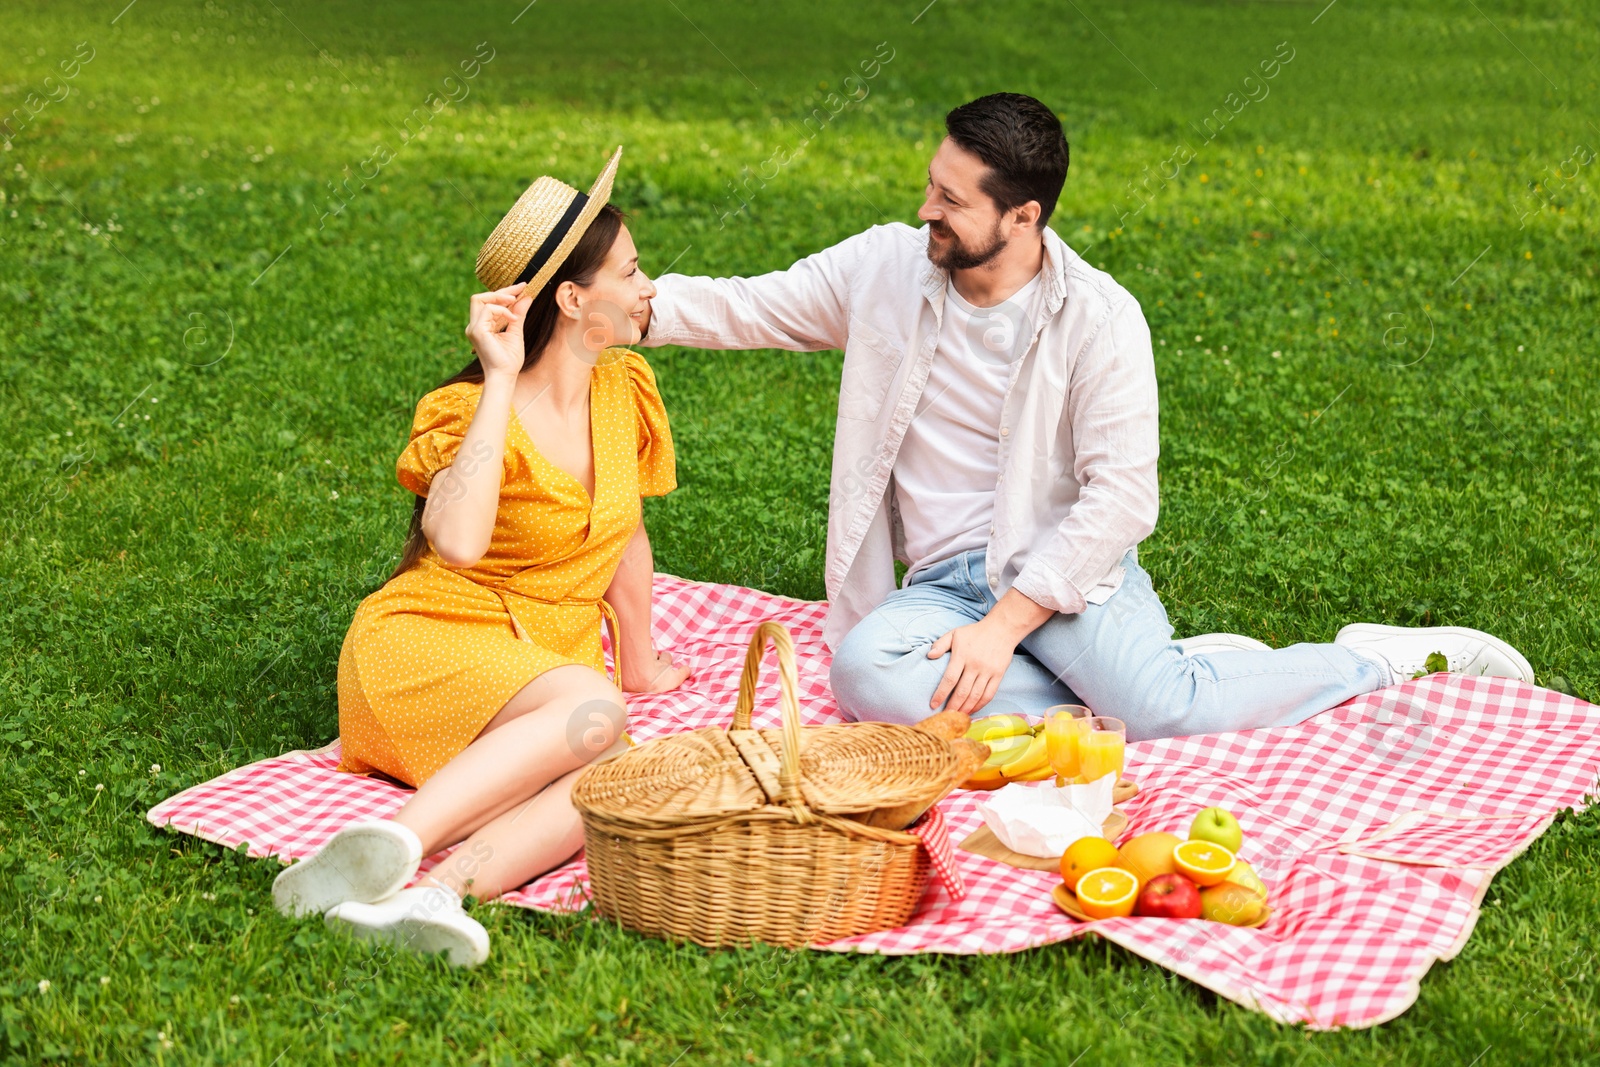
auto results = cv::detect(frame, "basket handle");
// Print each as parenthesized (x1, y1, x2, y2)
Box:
(732, 621, 810, 817)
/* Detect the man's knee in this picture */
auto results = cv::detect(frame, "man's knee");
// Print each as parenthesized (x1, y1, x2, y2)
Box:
(827, 624, 874, 720)
(828, 618, 934, 725)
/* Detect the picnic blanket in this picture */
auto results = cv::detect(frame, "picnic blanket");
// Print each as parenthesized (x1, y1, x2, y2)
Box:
(147, 573, 1600, 1029)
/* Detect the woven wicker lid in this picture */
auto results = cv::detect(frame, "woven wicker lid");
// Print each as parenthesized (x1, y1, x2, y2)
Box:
(572, 726, 765, 827)
(474, 145, 622, 299)
(573, 622, 961, 828)
(759, 724, 958, 815)
(575, 722, 961, 827)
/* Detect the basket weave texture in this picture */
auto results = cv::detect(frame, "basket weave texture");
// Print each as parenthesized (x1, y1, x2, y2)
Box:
(572, 621, 959, 947)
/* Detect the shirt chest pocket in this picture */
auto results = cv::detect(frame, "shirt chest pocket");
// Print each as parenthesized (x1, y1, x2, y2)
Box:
(839, 315, 901, 422)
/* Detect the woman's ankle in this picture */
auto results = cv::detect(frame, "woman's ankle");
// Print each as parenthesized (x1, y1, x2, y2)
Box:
(387, 812, 447, 858)
(411, 871, 462, 898)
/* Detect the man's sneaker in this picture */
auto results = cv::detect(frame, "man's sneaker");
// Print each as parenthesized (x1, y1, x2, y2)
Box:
(1334, 623, 1534, 687)
(1177, 632, 1272, 656)
(324, 885, 491, 968)
(272, 821, 423, 918)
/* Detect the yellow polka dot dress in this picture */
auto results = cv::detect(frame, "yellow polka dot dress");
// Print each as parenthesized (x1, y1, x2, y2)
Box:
(335, 348, 676, 788)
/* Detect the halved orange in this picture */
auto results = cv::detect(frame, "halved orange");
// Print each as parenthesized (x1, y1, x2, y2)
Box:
(1073, 866, 1139, 919)
(1173, 840, 1236, 887)
(1060, 837, 1121, 892)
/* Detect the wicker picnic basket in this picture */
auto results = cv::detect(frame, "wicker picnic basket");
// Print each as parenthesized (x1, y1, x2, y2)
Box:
(572, 621, 961, 948)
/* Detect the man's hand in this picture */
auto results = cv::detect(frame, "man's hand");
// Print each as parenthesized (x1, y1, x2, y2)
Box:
(926, 588, 1055, 716)
(926, 616, 1017, 716)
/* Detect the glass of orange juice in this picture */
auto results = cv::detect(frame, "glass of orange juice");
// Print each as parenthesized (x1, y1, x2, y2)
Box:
(1044, 704, 1091, 786)
(1077, 716, 1127, 786)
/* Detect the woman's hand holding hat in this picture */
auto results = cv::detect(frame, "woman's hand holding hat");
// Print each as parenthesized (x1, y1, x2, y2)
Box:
(464, 282, 532, 380)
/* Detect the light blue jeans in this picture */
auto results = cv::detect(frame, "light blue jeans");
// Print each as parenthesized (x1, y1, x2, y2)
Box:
(829, 548, 1386, 742)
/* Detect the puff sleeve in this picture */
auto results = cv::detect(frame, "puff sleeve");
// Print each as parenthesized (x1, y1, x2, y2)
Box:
(623, 350, 677, 497)
(395, 383, 479, 498)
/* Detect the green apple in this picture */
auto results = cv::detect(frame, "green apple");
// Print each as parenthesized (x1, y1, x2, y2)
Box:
(1189, 806, 1243, 853)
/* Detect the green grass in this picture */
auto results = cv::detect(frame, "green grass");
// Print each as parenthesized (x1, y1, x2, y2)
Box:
(4, 0, 1599, 1061)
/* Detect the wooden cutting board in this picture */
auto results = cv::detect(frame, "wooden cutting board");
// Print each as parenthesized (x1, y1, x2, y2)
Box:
(960, 812, 1129, 871)
(956, 777, 1138, 872)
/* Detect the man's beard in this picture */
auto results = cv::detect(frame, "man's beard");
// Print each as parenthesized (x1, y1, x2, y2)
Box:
(927, 218, 1007, 271)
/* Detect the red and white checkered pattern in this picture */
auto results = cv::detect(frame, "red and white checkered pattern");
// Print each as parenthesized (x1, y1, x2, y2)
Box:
(147, 574, 1600, 1029)
(908, 805, 964, 901)
(1337, 810, 1553, 869)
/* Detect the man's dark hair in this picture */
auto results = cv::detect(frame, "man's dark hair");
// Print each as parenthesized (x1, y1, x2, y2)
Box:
(944, 93, 1069, 229)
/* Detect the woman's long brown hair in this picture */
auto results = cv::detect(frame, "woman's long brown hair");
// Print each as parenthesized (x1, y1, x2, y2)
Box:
(387, 203, 627, 582)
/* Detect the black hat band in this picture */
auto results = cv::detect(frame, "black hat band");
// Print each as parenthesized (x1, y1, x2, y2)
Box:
(515, 190, 590, 289)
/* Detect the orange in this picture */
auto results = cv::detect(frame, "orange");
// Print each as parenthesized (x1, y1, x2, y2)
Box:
(1073, 866, 1139, 919)
(1059, 837, 1121, 892)
(1115, 831, 1183, 889)
(1173, 840, 1236, 887)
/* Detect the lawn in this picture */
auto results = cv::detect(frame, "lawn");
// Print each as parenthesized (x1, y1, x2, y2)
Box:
(3, 0, 1598, 1061)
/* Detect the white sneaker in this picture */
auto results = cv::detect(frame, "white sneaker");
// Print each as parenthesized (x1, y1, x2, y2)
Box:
(1177, 632, 1272, 656)
(1334, 623, 1534, 687)
(324, 885, 490, 968)
(272, 821, 423, 918)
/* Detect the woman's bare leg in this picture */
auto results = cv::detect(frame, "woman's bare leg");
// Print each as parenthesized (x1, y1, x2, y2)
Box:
(412, 726, 624, 858)
(388, 664, 625, 856)
(416, 767, 588, 901)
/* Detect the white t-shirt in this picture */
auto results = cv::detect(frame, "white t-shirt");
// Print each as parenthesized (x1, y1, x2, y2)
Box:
(894, 271, 1044, 579)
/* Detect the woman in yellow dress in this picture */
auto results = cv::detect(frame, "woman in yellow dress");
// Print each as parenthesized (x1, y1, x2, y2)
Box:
(272, 148, 689, 965)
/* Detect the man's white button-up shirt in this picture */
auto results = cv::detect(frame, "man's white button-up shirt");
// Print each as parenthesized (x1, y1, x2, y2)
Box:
(642, 222, 1161, 652)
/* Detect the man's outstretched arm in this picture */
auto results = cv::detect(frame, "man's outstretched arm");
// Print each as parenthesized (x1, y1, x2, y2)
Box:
(639, 228, 875, 353)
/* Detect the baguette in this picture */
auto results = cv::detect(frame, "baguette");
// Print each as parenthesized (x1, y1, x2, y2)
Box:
(948, 737, 991, 780)
(912, 708, 971, 741)
(854, 737, 991, 830)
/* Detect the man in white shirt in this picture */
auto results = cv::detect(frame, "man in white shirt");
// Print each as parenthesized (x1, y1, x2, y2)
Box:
(638, 93, 1532, 740)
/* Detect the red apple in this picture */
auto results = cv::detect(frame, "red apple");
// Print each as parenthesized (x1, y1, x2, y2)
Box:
(1135, 872, 1203, 919)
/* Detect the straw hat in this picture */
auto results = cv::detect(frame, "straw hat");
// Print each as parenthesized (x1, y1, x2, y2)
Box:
(475, 145, 623, 299)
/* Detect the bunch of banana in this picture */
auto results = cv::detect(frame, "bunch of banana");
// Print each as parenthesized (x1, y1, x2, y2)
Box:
(962, 714, 1052, 789)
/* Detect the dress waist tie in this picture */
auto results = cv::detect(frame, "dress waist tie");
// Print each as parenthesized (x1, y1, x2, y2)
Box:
(489, 587, 624, 687)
